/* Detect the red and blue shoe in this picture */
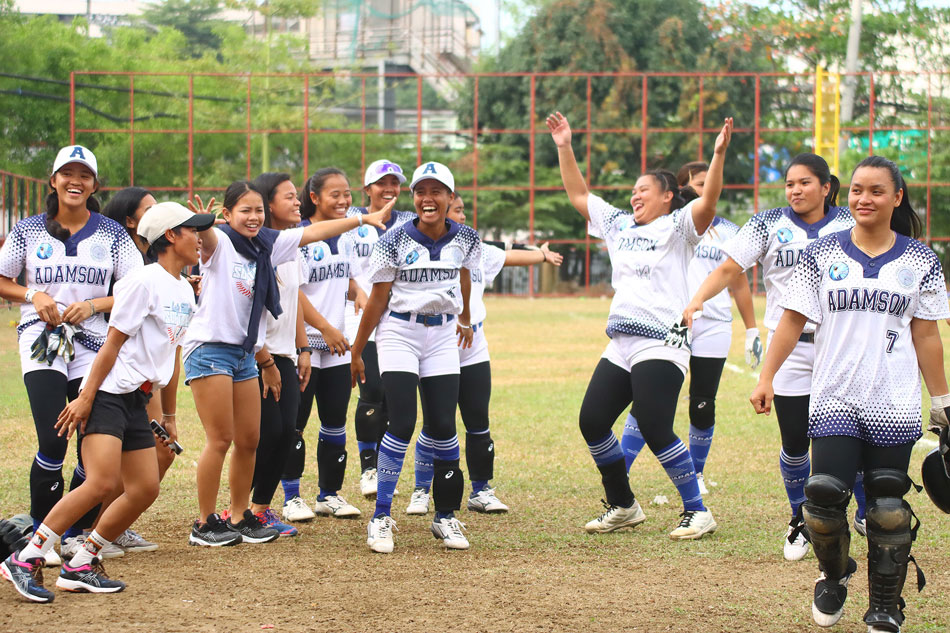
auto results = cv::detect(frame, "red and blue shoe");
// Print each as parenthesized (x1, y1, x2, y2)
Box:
(256, 508, 298, 537)
(56, 557, 125, 593)
(1, 550, 54, 603)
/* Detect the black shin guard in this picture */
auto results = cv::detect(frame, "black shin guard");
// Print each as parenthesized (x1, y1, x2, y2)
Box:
(355, 399, 385, 470)
(598, 458, 635, 508)
(282, 432, 306, 481)
(316, 440, 347, 494)
(432, 459, 464, 514)
(803, 474, 853, 580)
(688, 397, 716, 430)
(864, 469, 922, 632)
(465, 432, 494, 482)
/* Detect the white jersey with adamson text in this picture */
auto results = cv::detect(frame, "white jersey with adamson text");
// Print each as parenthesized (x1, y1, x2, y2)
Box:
(0, 213, 142, 351)
(688, 216, 740, 323)
(300, 229, 356, 352)
(723, 205, 853, 333)
(182, 227, 304, 359)
(587, 195, 703, 340)
(264, 252, 307, 360)
(369, 218, 481, 315)
(782, 230, 949, 446)
(94, 263, 196, 394)
(346, 206, 417, 295)
(470, 243, 507, 325)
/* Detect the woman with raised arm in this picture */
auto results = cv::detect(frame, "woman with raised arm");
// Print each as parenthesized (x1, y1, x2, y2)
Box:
(547, 111, 732, 540)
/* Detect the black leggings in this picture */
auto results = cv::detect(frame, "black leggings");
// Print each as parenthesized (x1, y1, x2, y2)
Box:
(384, 372, 459, 443)
(283, 363, 352, 481)
(252, 355, 300, 506)
(687, 356, 726, 430)
(774, 394, 811, 456)
(579, 358, 684, 453)
(811, 436, 914, 492)
(421, 361, 491, 435)
(357, 341, 385, 408)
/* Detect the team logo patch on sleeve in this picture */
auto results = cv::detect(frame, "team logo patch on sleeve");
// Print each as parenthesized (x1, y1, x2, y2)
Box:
(897, 267, 915, 289)
(776, 228, 794, 244)
(36, 243, 53, 259)
(829, 262, 850, 281)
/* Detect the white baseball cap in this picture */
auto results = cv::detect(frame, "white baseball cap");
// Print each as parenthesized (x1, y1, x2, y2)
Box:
(51, 145, 98, 178)
(364, 159, 407, 187)
(137, 201, 216, 245)
(410, 161, 455, 193)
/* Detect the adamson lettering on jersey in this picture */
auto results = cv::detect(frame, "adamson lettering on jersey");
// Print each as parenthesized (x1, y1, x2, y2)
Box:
(398, 268, 459, 283)
(34, 264, 108, 286)
(827, 288, 911, 317)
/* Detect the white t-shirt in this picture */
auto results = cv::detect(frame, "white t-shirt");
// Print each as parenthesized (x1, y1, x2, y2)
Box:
(369, 218, 482, 315)
(182, 227, 305, 358)
(687, 216, 740, 323)
(782, 230, 950, 446)
(345, 206, 417, 295)
(300, 231, 356, 352)
(0, 212, 142, 351)
(264, 252, 307, 360)
(587, 195, 704, 340)
(94, 263, 196, 394)
(723, 205, 854, 333)
(470, 243, 507, 325)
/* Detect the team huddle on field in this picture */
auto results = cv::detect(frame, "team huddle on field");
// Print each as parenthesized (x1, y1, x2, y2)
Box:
(1, 113, 949, 633)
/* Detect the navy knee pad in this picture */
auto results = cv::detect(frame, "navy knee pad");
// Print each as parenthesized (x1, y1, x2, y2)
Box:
(317, 439, 347, 494)
(688, 397, 716, 430)
(465, 432, 494, 482)
(432, 459, 464, 514)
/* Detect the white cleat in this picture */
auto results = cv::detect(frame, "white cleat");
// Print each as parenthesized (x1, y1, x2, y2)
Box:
(405, 488, 431, 515)
(467, 487, 509, 513)
(360, 468, 378, 498)
(853, 512, 867, 537)
(584, 500, 646, 533)
(314, 494, 362, 518)
(696, 473, 709, 495)
(366, 515, 396, 553)
(431, 517, 469, 550)
(281, 496, 316, 522)
(784, 518, 810, 561)
(669, 509, 717, 540)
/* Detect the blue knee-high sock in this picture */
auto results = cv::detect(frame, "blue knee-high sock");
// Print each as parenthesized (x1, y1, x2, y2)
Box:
(656, 439, 705, 512)
(620, 414, 645, 473)
(432, 435, 461, 521)
(318, 425, 346, 498)
(357, 441, 376, 454)
(281, 478, 301, 505)
(780, 449, 810, 516)
(375, 433, 408, 518)
(853, 470, 866, 520)
(33, 452, 64, 532)
(688, 424, 715, 475)
(413, 431, 435, 492)
(587, 432, 624, 467)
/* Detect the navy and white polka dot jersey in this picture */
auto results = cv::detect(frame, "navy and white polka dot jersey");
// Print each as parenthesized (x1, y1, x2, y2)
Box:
(587, 194, 703, 341)
(346, 206, 417, 295)
(0, 213, 142, 350)
(723, 205, 853, 333)
(470, 243, 507, 325)
(369, 218, 481, 315)
(687, 216, 740, 323)
(782, 230, 950, 446)
(300, 232, 356, 352)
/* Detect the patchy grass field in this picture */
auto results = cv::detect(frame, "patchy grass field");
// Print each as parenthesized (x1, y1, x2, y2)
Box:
(1, 298, 948, 633)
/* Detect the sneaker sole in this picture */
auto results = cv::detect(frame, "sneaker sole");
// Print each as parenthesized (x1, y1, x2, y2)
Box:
(1, 562, 53, 603)
(367, 539, 393, 553)
(188, 534, 242, 547)
(467, 502, 509, 513)
(118, 544, 159, 553)
(100, 550, 125, 559)
(812, 602, 844, 627)
(585, 515, 647, 534)
(315, 509, 362, 519)
(55, 577, 125, 593)
(669, 521, 718, 540)
(239, 533, 280, 544)
(282, 514, 315, 523)
(405, 506, 430, 515)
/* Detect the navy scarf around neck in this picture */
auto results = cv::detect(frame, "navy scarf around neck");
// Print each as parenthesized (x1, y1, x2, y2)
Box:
(220, 224, 282, 352)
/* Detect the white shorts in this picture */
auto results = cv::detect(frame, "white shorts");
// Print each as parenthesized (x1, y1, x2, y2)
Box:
(690, 317, 732, 359)
(375, 313, 460, 378)
(345, 301, 376, 344)
(309, 349, 351, 370)
(459, 322, 490, 368)
(602, 333, 689, 377)
(18, 321, 97, 380)
(767, 330, 814, 397)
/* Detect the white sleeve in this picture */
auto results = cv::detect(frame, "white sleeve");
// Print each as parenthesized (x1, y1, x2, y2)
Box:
(672, 200, 702, 248)
(0, 222, 26, 279)
(461, 227, 482, 271)
(915, 251, 950, 320)
(108, 274, 153, 338)
(111, 228, 144, 280)
(780, 244, 823, 323)
(271, 228, 306, 265)
(723, 214, 770, 271)
(368, 233, 398, 284)
(586, 194, 611, 239)
(481, 244, 508, 287)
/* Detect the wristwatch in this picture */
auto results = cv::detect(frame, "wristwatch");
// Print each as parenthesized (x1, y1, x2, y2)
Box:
(296, 346, 312, 355)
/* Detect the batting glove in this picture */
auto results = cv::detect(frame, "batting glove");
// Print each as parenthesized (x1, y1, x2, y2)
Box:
(745, 328, 762, 370)
(928, 393, 950, 434)
(664, 321, 691, 351)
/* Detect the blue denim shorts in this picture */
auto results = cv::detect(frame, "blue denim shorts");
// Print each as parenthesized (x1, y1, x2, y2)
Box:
(184, 343, 258, 385)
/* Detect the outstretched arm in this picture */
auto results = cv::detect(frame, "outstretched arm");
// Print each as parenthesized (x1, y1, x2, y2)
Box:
(299, 198, 395, 247)
(683, 257, 745, 327)
(545, 112, 590, 221)
(690, 117, 733, 234)
(503, 242, 563, 267)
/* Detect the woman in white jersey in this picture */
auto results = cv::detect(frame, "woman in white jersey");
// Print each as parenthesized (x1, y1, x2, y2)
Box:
(0, 146, 142, 566)
(343, 160, 418, 497)
(182, 180, 391, 547)
(353, 161, 481, 553)
(547, 111, 732, 540)
(619, 162, 759, 496)
(752, 156, 949, 633)
(0, 202, 211, 602)
(406, 192, 563, 515)
(683, 153, 863, 561)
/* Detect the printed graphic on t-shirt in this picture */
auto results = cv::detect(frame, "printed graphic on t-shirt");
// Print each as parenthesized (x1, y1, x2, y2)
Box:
(163, 301, 194, 344)
(232, 262, 256, 297)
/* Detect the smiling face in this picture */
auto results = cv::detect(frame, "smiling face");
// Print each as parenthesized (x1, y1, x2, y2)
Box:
(311, 174, 350, 222)
(413, 179, 454, 228)
(50, 162, 97, 210)
(785, 164, 830, 217)
(268, 179, 301, 229)
(224, 190, 266, 238)
(629, 175, 673, 224)
(447, 195, 466, 225)
(848, 166, 902, 231)
(365, 174, 401, 212)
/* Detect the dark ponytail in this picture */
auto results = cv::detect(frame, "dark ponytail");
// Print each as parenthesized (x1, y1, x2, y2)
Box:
(851, 155, 922, 238)
(785, 153, 839, 209)
(643, 169, 687, 212)
(251, 172, 292, 228)
(299, 167, 347, 220)
(44, 191, 101, 242)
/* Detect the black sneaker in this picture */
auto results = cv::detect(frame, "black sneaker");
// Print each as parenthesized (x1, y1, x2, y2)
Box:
(228, 510, 279, 544)
(0, 550, 53, 603)
(189, 513, 242, 547)
(55, 557, 125, 593)
(812, 557, 858, 627)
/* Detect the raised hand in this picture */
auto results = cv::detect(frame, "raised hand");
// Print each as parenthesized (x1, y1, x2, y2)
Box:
(545, 111, 573, 148)
(714, 117, 733, 155)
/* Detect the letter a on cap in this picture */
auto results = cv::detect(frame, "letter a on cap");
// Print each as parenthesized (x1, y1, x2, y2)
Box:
(69, 146, 86, 159)
(422, 162, 437, 175)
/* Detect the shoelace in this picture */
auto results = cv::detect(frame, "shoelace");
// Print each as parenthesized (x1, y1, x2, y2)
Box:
(262, 508, 281, 525)
(29, 559, 45, 585)
(677, 511, 697, 527)
(90, 558, 110, 579)
(445, 518, 467, 539)
(596, 499, 618, 522)
(377, 517, 397, 538)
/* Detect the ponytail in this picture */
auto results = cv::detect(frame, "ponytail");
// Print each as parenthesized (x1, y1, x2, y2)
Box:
(644, 169, 687, 212)
(851, 156, 922, 239)
(826, 174, 840, 207)
(785, 153, 838, 211)
(44, 191, 101, 242)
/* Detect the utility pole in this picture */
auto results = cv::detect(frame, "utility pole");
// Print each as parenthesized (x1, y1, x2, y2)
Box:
(840, 0, 863, 125)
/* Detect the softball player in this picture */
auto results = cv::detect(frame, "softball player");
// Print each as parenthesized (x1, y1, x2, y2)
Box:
(752, 156, 948, 632)
(1, 202, 212, 602)
(353, 161, 481, 553)
(406, 192, 563, 515)
(547, 111, 732, 540)
(683, 153, 861, 560)
(0, 146, 142, 566)
(182, 180, 391, 547)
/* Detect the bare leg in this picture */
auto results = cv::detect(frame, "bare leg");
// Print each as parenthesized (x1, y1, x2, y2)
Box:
(228, 378, 262, 519)
(191, 375, 235, 521)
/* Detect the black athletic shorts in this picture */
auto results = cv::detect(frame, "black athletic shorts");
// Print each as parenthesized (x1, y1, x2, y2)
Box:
(81, 389, 155, 452)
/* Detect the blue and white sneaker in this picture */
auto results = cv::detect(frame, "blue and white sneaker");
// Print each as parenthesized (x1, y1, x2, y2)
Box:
(1, 551, 54, 603)
(56, 557, 125, 593)
(256, 508, 298, 537)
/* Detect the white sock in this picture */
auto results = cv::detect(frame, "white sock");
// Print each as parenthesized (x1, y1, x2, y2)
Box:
(17, 523, 59, 561)
(67, 530, 109, 568)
